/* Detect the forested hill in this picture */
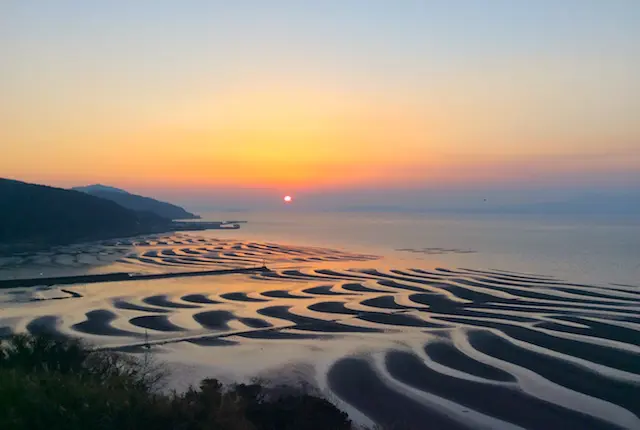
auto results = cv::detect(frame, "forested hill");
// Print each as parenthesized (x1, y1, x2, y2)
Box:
(0, 178, 170, 246)
(72, 184, 199, 220)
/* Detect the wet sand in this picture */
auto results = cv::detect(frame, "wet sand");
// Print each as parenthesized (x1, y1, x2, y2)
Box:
(1, 233, 638, 429)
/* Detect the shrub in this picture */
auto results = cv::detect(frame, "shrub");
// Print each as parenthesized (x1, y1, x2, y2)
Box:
(0, 334, 355, 430)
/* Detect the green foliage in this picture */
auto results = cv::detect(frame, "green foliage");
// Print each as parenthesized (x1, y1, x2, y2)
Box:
(235, 382, 352, 430)
(0, 367, 166, 430)
(0, 334, 356, 430)
(0, 333, 87, 373)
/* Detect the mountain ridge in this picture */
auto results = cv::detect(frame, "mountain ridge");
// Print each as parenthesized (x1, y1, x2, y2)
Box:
(72, 184, 200, 220)
(73, 184, 128, 194)
(0, 178, 172, 249)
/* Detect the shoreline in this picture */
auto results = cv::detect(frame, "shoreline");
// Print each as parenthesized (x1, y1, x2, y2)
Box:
(0, 220, 244, 257)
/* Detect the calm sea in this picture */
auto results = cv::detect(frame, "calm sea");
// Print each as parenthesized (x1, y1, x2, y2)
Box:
(199, 211, 640, 287)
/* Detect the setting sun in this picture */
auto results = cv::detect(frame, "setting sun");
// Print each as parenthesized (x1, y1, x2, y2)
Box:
(283, 195, 292, 203)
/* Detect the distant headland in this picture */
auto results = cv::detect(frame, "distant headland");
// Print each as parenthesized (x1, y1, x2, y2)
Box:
(72, 184, 200, 220)
(0, 178, 240, 255)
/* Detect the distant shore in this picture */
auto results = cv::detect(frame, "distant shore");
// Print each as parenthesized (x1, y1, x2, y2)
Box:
(0, 220, 245, 257)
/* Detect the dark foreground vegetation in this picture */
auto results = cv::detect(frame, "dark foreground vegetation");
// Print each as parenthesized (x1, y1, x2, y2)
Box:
(0, 334, 355, 430)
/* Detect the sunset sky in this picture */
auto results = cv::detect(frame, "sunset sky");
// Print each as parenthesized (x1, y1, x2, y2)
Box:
(2, 1, 638, 208)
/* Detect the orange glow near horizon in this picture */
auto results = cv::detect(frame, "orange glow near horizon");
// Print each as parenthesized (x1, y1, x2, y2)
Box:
(3, 69, 639, 193)
(3, 85, 453, 190)
(2, 2, 639, 193)
(11, 82, 634, 192)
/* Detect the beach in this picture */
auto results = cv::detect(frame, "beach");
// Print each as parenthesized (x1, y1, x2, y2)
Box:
(1, 213, 639, 429)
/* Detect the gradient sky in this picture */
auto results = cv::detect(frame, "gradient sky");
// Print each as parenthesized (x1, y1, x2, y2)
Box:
(1, 1, 639, 208)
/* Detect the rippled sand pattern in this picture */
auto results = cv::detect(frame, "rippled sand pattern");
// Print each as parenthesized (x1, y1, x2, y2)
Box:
(0, 245, 130, 272)
(2, 235, 639, 429)
(114, 236, 378, 271)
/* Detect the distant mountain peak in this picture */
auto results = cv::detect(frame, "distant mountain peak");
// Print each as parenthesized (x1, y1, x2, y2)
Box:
(73, 184, 129, 194)
(72, 184, 200, 220)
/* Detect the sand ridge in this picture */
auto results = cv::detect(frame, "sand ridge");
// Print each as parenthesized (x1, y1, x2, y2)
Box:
(1, 233, 638, 430)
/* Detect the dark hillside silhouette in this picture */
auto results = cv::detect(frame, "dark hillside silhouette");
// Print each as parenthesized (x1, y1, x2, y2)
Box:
(73, 184, 199, 220)
(0, 178, 170, 247)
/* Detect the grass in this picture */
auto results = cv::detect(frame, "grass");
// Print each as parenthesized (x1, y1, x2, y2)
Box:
(0, 333, 354, 430)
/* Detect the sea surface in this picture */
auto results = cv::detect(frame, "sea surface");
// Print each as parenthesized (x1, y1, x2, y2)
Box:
(201, 211, 640, 286)
(1, 211, 639, 429)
